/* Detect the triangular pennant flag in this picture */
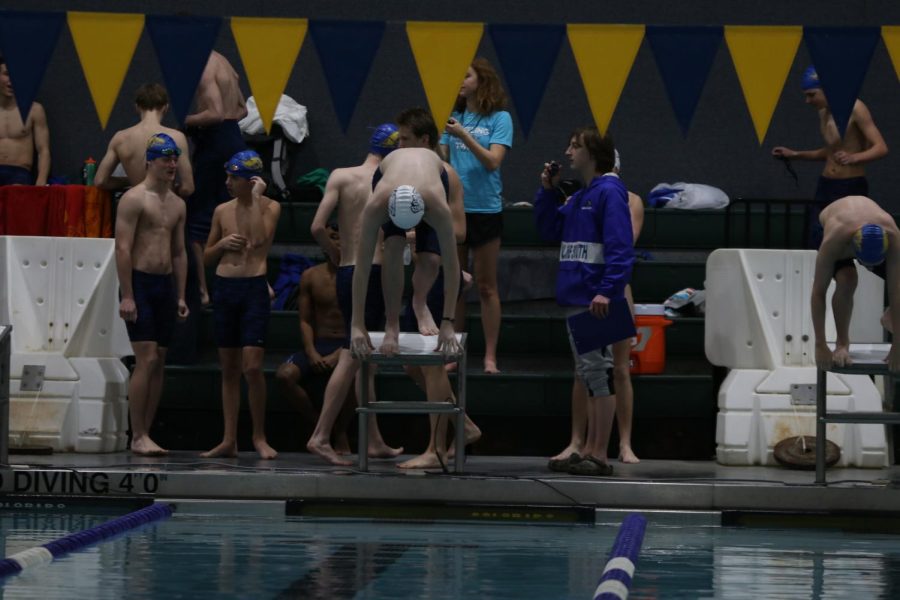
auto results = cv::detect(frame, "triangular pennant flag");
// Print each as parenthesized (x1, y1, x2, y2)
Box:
(406, 22, 483, 125)
(68, 12, 145, 129)
(646, 26, 723, 136)
(309, 20, 385, 132)
(488, 24, 565, 138)
(882, 26, 900, 81)
(725, 26, 802, 144)
(0, 11, 65, 123)
(145, 15, 221, 126)
(231, 17, 307, 133)
(804, 27, 880, 137)
(567, 24, 644, 135)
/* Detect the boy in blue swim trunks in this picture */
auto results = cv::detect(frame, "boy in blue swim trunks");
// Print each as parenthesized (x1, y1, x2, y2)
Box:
(185, 51, 249, 306)
(276, 225, 355, 450)
(772, 66, 888, 249)
(306, 124, 404, 466)
(115, 133, 190, 456)
(812, 195, 900, 372)
(202, 150, 281, 459)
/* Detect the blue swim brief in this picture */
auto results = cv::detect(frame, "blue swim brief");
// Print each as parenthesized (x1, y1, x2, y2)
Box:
(336, 265, 385, 348)
(124, 270, 177, 346)
(212, 275, 271, 348)
(0, 165, 32, 186)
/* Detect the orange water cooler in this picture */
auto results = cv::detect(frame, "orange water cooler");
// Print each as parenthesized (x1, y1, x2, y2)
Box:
(630, 304, 672, 374)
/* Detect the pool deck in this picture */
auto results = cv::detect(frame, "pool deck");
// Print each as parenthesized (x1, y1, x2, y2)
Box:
(1, 452, 899, 518)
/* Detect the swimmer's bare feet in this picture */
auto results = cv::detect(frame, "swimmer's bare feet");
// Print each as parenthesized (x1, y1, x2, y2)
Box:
(201, 440, 238, 458)
(550, 443, 584, 462)
(448, 419, 482, 458)
(380, 322, 400, 356)
(398, 451, 445, 469)
(483, 358, 500, 374)
(619, 445, 640, 464)
(334, 433, 351, 456)
(368, 440, 404, 459)
(131, 436, 168, 457)
(253, 438, 278, 460)
(413, 296, 440, 335)
(307, 438, 353, 466)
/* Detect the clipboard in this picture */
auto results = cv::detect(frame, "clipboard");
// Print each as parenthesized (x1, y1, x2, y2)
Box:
(566, 297, 636, 355)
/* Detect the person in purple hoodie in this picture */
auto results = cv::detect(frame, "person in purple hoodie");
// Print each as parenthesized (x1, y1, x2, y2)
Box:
(533, 127, 633, 476)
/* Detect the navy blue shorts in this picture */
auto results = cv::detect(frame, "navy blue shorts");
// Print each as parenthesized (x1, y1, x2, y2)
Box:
(380, 167, 449, 249)
(212, 275, 271, 348)
(125, 270, 177, 346)
(402, 267, 463, 333)
(187, 120, 247, 242)
(808, 176, 869, 249)
(336, 265, 385, 348)
(284, 338, 345, 378)
(0, 165, 32, 185)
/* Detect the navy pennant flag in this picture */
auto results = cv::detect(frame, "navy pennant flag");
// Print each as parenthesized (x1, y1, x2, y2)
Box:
(488, 24, 565, 138)
(145, 15, 222, 126)
(309, 20, 385, 132)
(646, 26, 723, 136)
(0, 11, 65, 122)
(804, 27, 880, 138)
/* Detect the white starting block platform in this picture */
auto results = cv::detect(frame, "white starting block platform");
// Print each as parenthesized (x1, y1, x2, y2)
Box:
(0, 237, 131, 453)
(357, 332, 466, 472)
(706, 249, 890, 469)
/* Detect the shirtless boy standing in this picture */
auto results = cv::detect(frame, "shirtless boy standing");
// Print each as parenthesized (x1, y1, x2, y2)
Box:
(202, 150, 280, 459)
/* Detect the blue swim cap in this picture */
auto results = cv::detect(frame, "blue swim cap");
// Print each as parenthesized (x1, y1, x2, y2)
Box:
(801, 66, 821, 91)
(224, 150, 264, 179)
(146, 133, 181, 161)
(853, 223, 888, 267)
(370, 123, 399, 156)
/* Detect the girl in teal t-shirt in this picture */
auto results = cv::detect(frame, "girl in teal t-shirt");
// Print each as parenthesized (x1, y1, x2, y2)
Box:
(440, 57, 513, 374)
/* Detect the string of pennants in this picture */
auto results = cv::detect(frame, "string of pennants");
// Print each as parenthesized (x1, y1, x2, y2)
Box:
(0, 10, 895, 141)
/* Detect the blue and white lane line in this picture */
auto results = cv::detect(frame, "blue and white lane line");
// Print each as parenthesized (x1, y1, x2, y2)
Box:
(0, 502, 173, 577)
(594, 512, 647, 600)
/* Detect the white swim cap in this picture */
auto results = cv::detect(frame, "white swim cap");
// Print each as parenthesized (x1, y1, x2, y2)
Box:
(388, 185, 425, 229)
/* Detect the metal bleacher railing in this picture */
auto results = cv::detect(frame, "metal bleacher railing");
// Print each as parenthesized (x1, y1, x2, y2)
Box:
(723, 198, 819, 249)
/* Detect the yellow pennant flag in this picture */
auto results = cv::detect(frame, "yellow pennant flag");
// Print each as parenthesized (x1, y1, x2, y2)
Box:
(725, 25, 802, 144)
(406, 22, 483, 124)
(232, 17, 308, 133)
(67, 12, 144, 129)
(567, 24, 644, 135)
(882, 26, 900, 81)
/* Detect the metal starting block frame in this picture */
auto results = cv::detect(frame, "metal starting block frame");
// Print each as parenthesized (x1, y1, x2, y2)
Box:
(817, 343, 900, 484)
(357, 332, 467, 472)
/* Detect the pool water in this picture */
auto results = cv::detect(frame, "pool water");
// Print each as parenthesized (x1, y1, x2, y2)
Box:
(0, 509, 898, 599)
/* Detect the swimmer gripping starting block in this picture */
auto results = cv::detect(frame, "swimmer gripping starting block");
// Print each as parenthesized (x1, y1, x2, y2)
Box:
(357, 332, 466, 472)
(706, 249, 889, 469)
(0, 237, 132, 453)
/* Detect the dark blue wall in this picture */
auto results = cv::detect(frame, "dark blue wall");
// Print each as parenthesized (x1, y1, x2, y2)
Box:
(7, 1, 900, 209)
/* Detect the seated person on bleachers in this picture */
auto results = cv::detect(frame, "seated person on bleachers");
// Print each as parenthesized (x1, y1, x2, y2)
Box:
(276, 225, 354, 452)
(812, 195, 900, 371)
(95, 83, 193, 198)
(0, 56, 50, 185)
(202, 150, 280, 459)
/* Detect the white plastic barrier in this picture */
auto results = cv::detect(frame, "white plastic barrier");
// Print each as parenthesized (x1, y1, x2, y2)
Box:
(706, 249, 887, 467)
(0, 237, 131, 452)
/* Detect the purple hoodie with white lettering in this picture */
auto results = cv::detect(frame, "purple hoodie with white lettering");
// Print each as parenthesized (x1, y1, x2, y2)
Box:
(533, 174, 634, 306)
